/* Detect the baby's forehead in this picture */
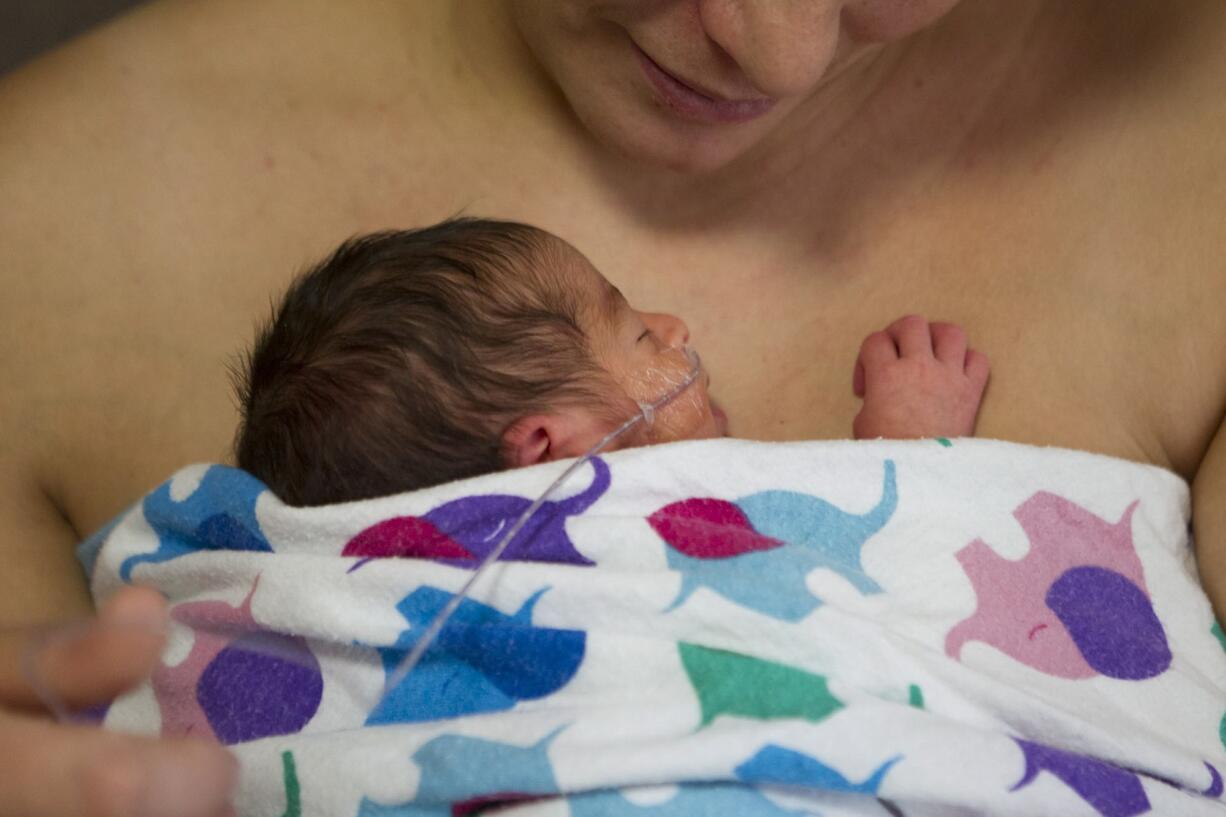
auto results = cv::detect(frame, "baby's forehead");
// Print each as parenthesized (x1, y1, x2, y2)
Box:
(532, 234, 620, 319)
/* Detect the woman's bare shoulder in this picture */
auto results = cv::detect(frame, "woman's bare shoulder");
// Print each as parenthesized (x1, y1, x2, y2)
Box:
(1081, 0, 1226, 283)
(0, 0, 433, 173)
(1125, 0, 1226, 186)
(1132, 0, 1226, 295)
(0, 0, 450, 521)
(0, 0, 441, 313)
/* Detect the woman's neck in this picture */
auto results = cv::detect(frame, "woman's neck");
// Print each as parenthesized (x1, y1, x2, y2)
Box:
(447, 0, 1059, 235)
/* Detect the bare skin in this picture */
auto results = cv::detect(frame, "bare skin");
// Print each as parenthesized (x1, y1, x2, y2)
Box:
(1, 6, 1225, 812)
(1, 0, 1225, 635)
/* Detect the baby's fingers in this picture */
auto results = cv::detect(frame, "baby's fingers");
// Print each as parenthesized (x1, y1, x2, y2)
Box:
(965, 348, 991, 390)
(857, 330, 899, 373)
(930, 322, 968, 366)
(885, 315, 933, 358)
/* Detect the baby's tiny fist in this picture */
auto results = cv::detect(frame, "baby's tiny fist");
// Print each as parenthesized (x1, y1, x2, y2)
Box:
(851, 316, 989, 440)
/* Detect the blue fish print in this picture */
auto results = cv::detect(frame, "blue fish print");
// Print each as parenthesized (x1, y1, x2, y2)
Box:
(736, 745, 901, 796)
(356, 729, 562, 816)
(367, 587, 585, 725)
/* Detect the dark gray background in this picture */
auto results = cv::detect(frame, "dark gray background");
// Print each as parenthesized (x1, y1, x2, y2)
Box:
(1, 0, 146, 75)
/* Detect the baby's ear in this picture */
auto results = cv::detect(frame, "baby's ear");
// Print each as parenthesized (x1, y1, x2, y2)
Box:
(502, 415, 554, 467)
(501, 411, 610, 468)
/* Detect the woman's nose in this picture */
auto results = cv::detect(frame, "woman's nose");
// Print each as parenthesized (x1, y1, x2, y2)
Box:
(696, 0, 841, 99)
(642, 312, 690, 348)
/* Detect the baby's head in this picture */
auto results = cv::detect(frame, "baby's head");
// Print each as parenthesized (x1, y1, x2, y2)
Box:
(234, 218, 725, 506)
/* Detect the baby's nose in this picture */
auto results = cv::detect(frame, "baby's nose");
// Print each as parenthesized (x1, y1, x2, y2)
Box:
(644, 312, 690, 348)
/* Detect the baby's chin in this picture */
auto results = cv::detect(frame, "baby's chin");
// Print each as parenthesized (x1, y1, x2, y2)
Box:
(710, 399, 729, 437)
(670, 401, 729, 442)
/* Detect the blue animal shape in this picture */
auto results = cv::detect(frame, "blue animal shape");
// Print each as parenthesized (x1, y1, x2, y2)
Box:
(120, 466, 270, 581)
(568, 785, 807, 817)
(735, 745, 901, 797)
(367, 587, 585, 725)
(650, 461, 897, 620)
(356, 729, 562, 816)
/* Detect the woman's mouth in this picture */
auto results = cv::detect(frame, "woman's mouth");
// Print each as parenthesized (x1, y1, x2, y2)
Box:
(634, 45, 776, 125)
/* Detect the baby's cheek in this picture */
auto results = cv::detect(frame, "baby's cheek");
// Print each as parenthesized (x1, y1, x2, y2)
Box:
(616, 347, 708, 442)
(642, 388, 711, 442)
(621, 352, 690, 403)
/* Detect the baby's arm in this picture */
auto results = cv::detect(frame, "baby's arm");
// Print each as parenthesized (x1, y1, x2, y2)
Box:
(852, 315, 990, 440)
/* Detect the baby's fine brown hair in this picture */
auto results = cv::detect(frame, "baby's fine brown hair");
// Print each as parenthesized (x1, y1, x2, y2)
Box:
(233, 219, 611, 506)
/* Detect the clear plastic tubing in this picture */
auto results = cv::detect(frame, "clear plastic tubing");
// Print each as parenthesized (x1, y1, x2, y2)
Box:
(378, 347, 703, 702)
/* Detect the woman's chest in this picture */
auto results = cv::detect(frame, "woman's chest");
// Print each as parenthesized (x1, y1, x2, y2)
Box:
(66, 119, 1223, 535)
(546, 199, 1221, 475)
(205, 145, 1220, 467)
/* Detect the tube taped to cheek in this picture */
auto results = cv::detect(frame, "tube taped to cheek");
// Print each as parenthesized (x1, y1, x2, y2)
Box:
(631, 346, 705, 439)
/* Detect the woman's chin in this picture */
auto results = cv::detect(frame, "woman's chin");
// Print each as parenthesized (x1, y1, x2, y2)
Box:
(577, 101, 775, 175)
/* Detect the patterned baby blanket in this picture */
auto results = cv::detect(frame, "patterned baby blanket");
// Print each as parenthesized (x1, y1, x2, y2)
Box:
(79, 438, 1226, 816)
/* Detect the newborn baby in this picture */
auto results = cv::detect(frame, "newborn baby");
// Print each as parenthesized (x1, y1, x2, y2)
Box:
(235, 218, 988, 506)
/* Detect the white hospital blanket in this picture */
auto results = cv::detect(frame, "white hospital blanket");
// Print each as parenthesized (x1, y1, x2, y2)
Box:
(79, 438, 1226, 816)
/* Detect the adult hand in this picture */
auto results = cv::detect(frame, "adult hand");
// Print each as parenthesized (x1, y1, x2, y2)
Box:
(0, 586, 238, 817)
(853, 314, 990, 441)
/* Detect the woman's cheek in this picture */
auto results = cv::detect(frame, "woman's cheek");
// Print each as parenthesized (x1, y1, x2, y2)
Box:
(842, 0, 963, 42)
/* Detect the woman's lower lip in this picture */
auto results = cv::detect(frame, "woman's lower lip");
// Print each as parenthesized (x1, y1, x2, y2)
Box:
(634, 46, 775, 125)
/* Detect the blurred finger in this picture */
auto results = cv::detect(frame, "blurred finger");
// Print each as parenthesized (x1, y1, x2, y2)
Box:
(0, 586, 166, 713)
(930, 322, 968, 365)
(0, 709, 237, 817)
(886, 315, 933, 357)
(853, 360, 866, 398)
